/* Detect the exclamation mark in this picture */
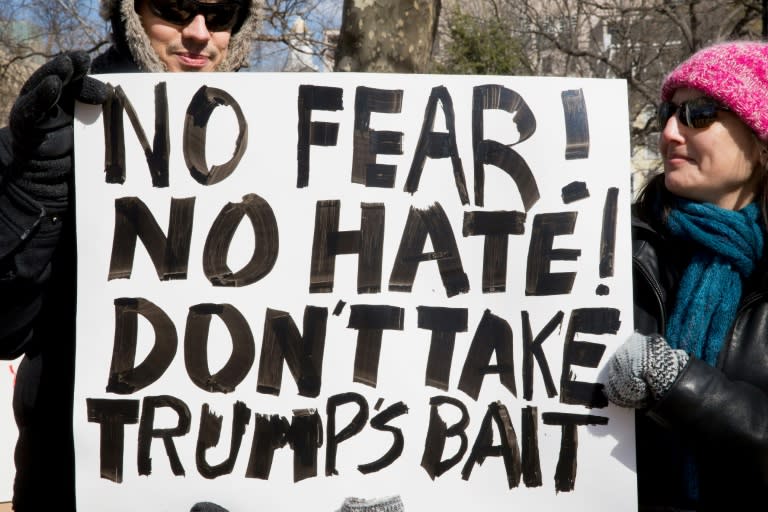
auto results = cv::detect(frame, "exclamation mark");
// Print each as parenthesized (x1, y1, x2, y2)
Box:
(597, 187, 619, 295)
(561, 89, 589, 160)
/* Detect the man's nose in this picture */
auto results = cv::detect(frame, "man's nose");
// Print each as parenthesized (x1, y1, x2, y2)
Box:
(182, 14, 212, 42)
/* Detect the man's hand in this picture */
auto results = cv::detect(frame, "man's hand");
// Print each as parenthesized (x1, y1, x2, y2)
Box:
(604, 332, 689, 408)
(10, 51, 108, 161)
(6, 51, 109, 214)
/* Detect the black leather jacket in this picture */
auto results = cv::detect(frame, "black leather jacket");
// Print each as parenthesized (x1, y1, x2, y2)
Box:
(632, 213, 768, 511)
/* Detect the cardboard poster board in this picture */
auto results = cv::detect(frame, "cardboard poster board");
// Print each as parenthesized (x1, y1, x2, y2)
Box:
(74, 72, 637, 511)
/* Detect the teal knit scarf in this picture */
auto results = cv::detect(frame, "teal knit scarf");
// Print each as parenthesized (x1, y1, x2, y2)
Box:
(665, 199, 763, 501)
(666, 200, 763, 365)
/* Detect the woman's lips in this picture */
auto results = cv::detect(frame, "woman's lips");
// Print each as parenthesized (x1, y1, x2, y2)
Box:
(665, 154, 694, 166)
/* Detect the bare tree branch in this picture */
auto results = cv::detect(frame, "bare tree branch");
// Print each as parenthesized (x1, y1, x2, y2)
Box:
(437, 0, 763, 186)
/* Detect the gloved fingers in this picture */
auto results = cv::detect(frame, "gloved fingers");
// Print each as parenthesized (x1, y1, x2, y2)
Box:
(604, 366, 648, 408)
(10, 75, 66, 138)
(11, 52, 104, 139)
(620, 331, 651, 376)
(603, 335, 650, 408)
(72, 75, 110, 105)
(624, 331, 650, 352)
(21, 51, 89, 95)
(64, 50, 91, 82)
(58, 51, 108, 105)
(18, 53, 75, 96)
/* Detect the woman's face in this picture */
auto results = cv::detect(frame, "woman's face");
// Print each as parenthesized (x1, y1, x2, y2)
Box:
(659, 88, 764, 210)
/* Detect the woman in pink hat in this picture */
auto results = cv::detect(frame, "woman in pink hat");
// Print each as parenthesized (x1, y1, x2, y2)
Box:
(604, 41, 768, 510)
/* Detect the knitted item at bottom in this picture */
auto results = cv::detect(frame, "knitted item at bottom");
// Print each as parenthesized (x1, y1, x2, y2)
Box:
(190, 503, 228, 512)
(337, 495, 405, 512)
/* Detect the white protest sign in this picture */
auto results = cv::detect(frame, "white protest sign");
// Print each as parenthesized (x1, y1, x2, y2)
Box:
(0, 358, 18, 503)
(74, 72, 637, 512)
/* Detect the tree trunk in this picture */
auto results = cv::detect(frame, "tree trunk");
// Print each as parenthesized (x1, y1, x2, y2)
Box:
(335, 0, 441, 72)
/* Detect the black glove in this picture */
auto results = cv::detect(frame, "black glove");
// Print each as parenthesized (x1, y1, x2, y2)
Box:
(0, 51, 109, 279)
(8, 50, 109, 213)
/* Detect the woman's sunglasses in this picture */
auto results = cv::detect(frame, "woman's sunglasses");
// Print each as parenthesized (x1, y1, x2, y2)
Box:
(657, 97, 730, 130)
(147, 0, 243, 32)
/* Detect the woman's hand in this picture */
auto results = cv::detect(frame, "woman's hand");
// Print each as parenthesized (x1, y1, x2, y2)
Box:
(604, 332, 689, 408)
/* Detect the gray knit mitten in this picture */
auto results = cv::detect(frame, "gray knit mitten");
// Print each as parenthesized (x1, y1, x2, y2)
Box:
(604, 332, 689, 408)
(337, 496, 405, 512)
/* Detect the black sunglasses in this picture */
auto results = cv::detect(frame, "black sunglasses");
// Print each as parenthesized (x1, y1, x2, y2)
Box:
(657, 97, 730, 130)
(147, 0, 243, 32)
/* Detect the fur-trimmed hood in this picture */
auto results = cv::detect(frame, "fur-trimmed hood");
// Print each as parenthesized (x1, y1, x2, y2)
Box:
(98, 0, 259, 72)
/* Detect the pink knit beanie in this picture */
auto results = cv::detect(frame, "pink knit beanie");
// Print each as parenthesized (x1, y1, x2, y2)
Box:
(661, 41, 768, 141)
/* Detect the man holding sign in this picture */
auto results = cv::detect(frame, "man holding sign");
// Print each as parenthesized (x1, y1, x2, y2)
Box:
(0, 1, 258, 510)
